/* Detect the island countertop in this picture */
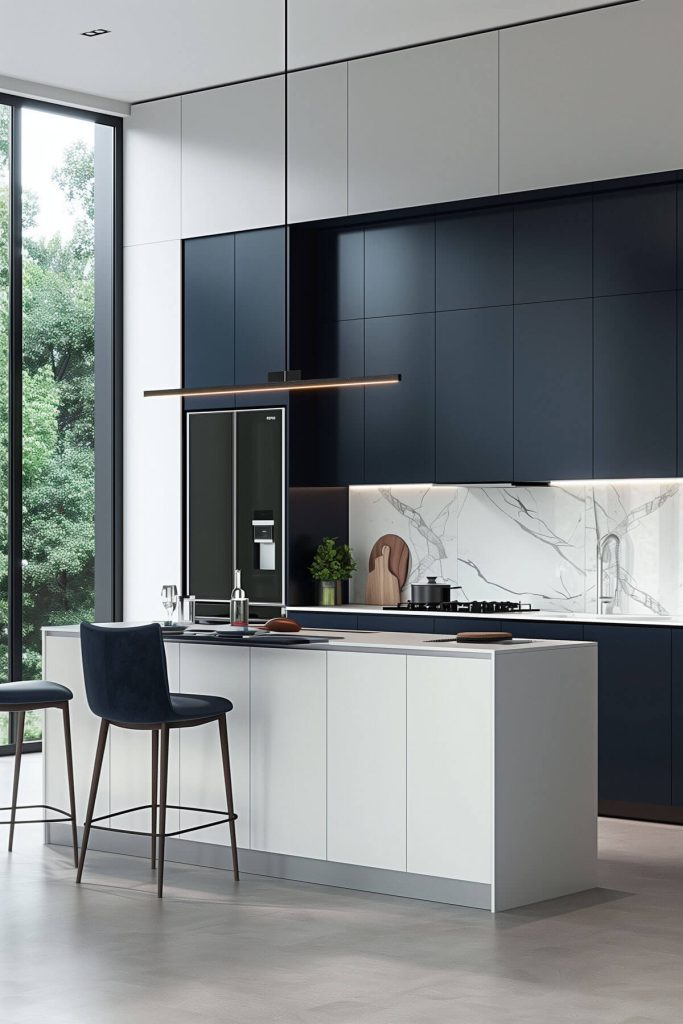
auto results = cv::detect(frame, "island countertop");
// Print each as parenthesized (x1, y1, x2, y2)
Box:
(42, 622, 594, 658)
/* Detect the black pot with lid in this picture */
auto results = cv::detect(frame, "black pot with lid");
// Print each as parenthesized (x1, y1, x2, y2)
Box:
(410, 577, 461, 605)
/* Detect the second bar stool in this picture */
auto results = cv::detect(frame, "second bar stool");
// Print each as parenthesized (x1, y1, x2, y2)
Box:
(0, 680, 78, 864)
(77, 622, 239, 897)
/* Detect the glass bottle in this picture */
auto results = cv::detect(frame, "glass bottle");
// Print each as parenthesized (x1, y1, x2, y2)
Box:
(230, 569, 249, 628)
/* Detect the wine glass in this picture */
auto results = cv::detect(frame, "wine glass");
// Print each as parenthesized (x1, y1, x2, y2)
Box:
(161, 584, 178, 625)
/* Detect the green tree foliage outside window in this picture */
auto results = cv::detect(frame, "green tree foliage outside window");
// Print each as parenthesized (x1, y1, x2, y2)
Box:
(0, 109, 95, 743)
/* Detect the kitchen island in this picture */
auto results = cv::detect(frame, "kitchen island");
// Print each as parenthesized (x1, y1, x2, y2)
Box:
(42, 625, 597, 912)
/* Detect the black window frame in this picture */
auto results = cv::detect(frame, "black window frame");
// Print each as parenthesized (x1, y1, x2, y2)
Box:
(0, 92, 123, 755)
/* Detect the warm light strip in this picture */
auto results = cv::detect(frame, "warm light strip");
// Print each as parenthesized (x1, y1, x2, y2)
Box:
(349, 483, 458, 490)
(144, 374, 401, 398)
(549, 478, 683, 487)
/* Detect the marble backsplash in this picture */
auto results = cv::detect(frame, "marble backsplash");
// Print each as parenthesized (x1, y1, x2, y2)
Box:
(348, 483, 683, 616)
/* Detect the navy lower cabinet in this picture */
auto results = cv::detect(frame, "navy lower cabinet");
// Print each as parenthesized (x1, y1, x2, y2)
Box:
(583, 625, 671, 807)
(671, 630, 683, 806)
(436, 617, 502, 634)
(294, 612, 359, 630)
(357, 614, 435, 634)
(436, 307, 513, 483)
(364, 313, 435, 484)
(499, 619, 584, 641)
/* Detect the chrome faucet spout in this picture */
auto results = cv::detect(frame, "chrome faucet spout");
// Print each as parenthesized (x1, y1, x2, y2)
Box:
(598, 532, 621, 614)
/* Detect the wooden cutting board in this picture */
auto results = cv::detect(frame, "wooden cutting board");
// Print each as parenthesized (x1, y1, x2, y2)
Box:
(366, 534, 409, 605)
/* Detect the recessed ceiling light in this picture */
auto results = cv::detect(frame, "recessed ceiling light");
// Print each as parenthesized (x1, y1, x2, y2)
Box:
(81, 28, 111, 37)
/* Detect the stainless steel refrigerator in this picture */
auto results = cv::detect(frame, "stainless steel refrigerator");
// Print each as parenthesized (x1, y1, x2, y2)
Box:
(185, 407, 285, 620)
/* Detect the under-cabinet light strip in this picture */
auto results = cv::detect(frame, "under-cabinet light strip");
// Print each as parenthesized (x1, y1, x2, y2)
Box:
(549, 478, 683, 487)
(144, 374, 400, 399)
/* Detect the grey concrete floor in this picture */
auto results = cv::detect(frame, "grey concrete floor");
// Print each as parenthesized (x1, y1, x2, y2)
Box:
(2, 755, 683, 1024)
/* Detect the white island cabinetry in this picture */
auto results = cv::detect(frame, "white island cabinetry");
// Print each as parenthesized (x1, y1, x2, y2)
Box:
(43, 627, 596, 912)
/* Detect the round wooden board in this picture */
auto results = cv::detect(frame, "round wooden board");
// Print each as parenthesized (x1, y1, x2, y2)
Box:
(455, 631, 513, 643)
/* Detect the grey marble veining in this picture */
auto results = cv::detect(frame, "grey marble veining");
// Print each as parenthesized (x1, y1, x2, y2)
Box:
(349, 482, 683, 616)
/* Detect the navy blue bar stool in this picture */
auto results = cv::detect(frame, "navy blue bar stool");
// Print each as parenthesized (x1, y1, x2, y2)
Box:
(0, 681, 78, 865)
(77, 622, 239, 897)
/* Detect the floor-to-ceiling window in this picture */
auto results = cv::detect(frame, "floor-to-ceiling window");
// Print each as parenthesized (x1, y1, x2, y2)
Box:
(0, 97, 120, 754)
(0, 103, 9, 747)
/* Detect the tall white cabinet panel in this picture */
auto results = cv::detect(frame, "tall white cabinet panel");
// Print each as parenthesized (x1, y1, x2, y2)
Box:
(327, 652, 406, 871)
(177, 644, 251, 850)
(500, 0, 683, 192)
(287, 0, 618, 68)
(407, 656, 492, 883)
(123, 98, 181, 246)
(181, 77, 285, 237)
(287, 63, 348, 223)
(123, 241, 182, 621)
(250, 649, 326, 859)
(347, 33, 498, 214)
(108, 644, 180, 834)
(44, 634, 109, 823)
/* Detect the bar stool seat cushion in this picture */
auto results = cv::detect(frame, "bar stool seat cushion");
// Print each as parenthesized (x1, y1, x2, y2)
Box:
(0, 680, 73, 705)
(170, 692, 233, 721)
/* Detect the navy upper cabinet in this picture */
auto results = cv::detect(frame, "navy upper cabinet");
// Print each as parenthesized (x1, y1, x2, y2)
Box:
(436, 208, 513, 310)
(364, 221, 435, 318)
(436, 306, 513, 483)
(583, 624, 671, 806)
(594, 291, 676, 478)
(184, 234, 236, 410)
(514, 298, 593, 481)
(514, 197, 592, 303)
(365, 313, 435, 483)
(234, 227, 286, 408)
(593, 185, 676, 296)
(318, 229, 365, 322)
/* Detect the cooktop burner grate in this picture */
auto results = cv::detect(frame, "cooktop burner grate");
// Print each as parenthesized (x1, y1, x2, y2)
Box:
(382, 599, 539, 614)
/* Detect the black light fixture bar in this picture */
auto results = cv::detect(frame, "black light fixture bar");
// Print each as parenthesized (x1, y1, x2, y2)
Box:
(144, 373, 401, 399)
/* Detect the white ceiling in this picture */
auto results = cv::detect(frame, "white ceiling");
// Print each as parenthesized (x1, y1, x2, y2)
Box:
(0, 0, 285, 106)
(0, 0, 635, 109)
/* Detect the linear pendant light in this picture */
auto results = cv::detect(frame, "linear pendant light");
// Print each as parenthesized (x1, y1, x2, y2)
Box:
(144, 371, 401, 399)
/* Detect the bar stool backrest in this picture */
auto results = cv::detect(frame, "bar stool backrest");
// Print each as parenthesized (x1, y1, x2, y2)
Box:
(80, 622, 174, 724)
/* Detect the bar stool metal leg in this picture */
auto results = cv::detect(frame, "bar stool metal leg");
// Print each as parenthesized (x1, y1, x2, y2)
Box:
(151, 728, 159, 870)
(76, 719, 109, 884)
(62, 704, 79, 867)
(218, 713, 239, 881)
(8, 711, 25, 852)
(157, 724, 170, 898)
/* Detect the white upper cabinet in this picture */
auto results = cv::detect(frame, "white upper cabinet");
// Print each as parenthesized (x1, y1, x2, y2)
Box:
(287, 0, 618, 68)
(124, 98, 181, 246)
(287, 62, 348, 223)
(181, 76, 286, 237)
(347, 33, 499, 215)
(500, 0, 683, 193)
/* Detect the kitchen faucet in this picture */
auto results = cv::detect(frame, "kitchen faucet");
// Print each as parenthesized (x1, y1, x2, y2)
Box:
(598, 532, 621, 614)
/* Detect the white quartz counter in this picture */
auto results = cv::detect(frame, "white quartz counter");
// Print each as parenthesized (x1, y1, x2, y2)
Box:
(288, 604, 682, 627)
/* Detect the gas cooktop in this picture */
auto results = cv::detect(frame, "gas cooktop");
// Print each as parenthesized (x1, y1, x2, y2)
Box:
(383, 600, 539, 614)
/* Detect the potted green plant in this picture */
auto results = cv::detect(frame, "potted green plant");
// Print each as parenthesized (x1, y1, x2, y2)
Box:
(309, 537, 357, 606)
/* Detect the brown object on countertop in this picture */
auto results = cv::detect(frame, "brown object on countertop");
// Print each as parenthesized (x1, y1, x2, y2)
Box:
(264, 617, 302, 632)
(366, 534, 409, 605)
(455, 631, 513, 643)
(368, 534, 409, 585)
